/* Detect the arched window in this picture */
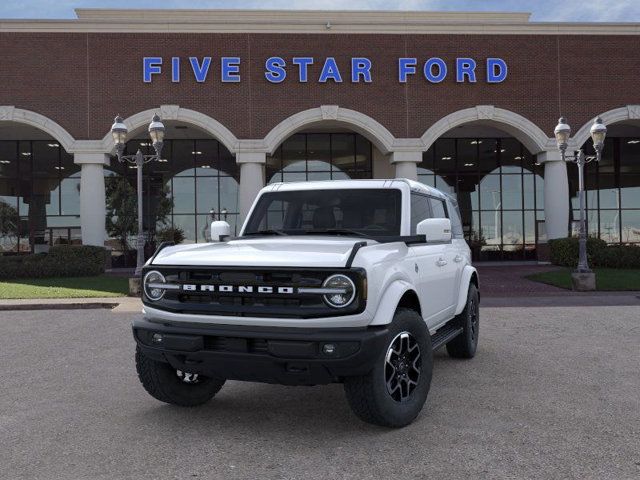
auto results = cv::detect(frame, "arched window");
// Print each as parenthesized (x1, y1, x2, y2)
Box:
(267, 133, 373, 183)
(108, 138, 239, 253)
(418, 137, 544, 261)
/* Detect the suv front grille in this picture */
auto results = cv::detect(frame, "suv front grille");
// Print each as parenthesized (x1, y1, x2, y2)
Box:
(143, 266, 366, 319)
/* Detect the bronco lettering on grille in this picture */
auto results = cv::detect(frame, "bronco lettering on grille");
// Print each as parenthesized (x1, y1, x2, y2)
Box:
(181, 284, 295, 294)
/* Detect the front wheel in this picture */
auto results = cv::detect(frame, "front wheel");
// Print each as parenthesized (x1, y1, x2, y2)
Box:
(135, 346, 225, 407)
(343, 308, 433, 428)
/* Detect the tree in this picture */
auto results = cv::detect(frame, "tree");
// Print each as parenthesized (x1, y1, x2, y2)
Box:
(0, 200, 20, 251)
(105, 176, 172, 252)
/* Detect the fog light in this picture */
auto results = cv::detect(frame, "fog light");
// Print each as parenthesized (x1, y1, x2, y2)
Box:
(152, 333, 163, 344)
(322, 343, 336, 355)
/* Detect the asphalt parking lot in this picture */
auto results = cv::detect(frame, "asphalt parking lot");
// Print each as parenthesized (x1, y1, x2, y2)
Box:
(1, 305, 639, 480)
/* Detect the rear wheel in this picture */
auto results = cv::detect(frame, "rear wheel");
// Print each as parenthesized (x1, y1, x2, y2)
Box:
(135, 346, 225, 407)
(446, 283, 479, 359)
(343, 308, 433, 428)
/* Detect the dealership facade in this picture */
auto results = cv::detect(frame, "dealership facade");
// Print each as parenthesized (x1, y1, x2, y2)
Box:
(0, 9, 639, 262)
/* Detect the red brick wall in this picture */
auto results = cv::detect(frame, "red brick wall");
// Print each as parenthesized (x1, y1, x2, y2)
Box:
(1, 32, 638, 142)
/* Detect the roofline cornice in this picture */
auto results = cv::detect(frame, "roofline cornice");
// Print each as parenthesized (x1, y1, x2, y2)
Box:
(0, 9, 639, 35)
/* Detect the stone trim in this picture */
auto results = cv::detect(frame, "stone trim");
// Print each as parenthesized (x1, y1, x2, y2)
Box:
(570, 105, 640, 149)
(421, 105, 553, 154)
(99, 105, 239, 155)
(0, 106, 76, 152)
(263, 105, 396, 155)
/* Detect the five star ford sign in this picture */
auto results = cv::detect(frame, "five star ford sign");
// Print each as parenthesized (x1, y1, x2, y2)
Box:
(142, 56, 508, 84)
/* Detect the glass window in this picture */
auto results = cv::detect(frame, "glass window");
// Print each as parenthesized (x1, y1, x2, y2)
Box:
(447, 197, 464, 238)
(267, 133, 372, 183)
(500, 138, 523, 173)
(0, 141, 18, 178)
(621, 210, 640, 243)
(501, 175, 523, 210)
(478, 139, 499, 175)
(599, 210, 620, 243)
(479, 175, 501, 211)
(307, 134, 332, 172)
(410, 193, 431, 234)
(172, 140, 196, 176)
(456, 139, 477, 174)
(430, 198, 447, 219)
(435, 139, 456, 175)
(245, 189, 402, 237)
(621, 138, 640, 173)
(196, 176, 218, 214)
(502, 211, 523, 247)
(329, 134, 355, 173)
(620, 176, 640, 208)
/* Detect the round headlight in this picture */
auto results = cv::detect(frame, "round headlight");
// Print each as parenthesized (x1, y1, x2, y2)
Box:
(143, 270, 166, 301)
(322, 274, 356, 308)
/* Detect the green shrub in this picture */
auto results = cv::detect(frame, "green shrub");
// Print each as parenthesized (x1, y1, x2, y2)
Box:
(594, 245, 640, 269)
(0, 245, 108, 280)
(156, 226, 185, 245)
(549, 237, 640, 269)
(549, 237, 607, 267)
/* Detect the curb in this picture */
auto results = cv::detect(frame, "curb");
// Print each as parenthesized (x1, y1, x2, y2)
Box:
(0, 302, 120, 311)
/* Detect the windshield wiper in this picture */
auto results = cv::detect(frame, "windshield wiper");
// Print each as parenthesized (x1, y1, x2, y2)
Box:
(243, 229, 287, 236)
(305, 228, 372, 239)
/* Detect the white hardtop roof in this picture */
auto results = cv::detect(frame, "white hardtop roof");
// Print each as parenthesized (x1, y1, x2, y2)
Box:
(264, 178, 447, 199)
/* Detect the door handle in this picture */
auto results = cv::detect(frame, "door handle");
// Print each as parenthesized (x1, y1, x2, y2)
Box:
(454, 255, 463, 263)
(436, 258, 447, 267)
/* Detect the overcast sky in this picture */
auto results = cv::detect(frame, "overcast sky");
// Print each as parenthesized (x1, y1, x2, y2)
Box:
(0, 0, 638, 22)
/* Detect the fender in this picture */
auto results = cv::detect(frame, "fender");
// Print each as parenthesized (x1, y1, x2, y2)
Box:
(370, 279, 417, 326)
(454, 265, 479, 315)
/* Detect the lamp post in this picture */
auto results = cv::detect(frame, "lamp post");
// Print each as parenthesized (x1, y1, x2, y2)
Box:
(111, 114, 165, 275)
(553, 116, 607, 288)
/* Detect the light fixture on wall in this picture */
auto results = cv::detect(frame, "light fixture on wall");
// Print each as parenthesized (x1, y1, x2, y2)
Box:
(110, 112, 166, 275)
(553, 116, 607, 288)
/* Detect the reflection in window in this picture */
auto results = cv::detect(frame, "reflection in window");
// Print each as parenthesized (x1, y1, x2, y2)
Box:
(571, 136, 640, 245)
(418, 138, 543, 260)
(267, 133, 373, 184)
(0, 140, 80, 253)
(107, 139, 239, 254)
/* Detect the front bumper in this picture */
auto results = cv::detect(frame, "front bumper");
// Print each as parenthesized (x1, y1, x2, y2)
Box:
(133, 318, 389, 386)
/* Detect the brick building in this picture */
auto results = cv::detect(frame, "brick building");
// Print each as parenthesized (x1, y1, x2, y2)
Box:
(0, 9, 638, 262)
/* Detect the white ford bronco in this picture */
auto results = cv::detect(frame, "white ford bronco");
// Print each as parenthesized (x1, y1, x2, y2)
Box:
(134, 179, 479, 427)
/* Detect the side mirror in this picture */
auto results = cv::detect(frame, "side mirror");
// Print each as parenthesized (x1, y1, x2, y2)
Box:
(210, 221, 231, 242)
(416, 218, 452, 243)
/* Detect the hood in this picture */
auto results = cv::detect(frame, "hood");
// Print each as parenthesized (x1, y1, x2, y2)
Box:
(151, 236, 368, 268)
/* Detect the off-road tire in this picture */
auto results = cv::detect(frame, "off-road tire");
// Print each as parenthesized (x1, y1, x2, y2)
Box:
(135, 346, 225, 407)
(343, 308, 433, 428)
(446, 283, 479, 359)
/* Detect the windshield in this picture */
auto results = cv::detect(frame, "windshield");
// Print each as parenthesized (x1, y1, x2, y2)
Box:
(243, 188, 402, 238)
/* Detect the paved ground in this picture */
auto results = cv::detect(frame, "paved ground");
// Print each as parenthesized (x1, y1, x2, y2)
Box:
(1, 307, 639, 479)
(476, 264, 567, 297)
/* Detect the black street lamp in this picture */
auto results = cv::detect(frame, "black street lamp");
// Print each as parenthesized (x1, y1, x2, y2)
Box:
(111, 113, 165, 275)
(553, 116, 607, 288)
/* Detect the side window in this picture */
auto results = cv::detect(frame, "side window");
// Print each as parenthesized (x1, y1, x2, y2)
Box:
(446, 198, 464, 238)
(410, 193, 431, 234)
(429, 197, 448, 219)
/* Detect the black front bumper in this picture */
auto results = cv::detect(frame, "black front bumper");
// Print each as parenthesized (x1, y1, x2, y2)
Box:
(133, 318, 389, 386)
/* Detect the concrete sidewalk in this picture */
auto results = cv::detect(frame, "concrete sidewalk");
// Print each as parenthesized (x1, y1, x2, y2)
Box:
(0, 296, 142, 313)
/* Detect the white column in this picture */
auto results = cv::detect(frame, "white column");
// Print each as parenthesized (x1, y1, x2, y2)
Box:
(538, 151, 570, 240)
(391, 150, 422, 181)
(237, 151, 266, 224)
(75, 153, 109, 246)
